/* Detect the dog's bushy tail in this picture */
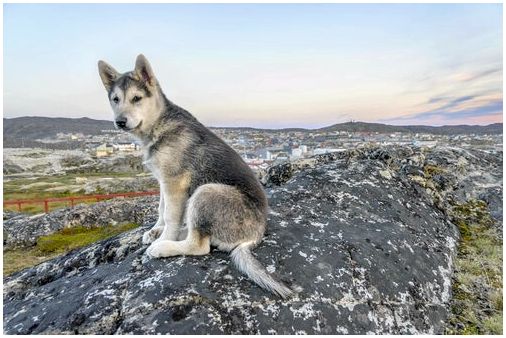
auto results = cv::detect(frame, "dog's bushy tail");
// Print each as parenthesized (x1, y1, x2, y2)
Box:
(230, 242, 300, 299)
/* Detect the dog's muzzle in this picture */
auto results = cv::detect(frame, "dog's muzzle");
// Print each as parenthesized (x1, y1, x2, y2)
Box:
(115, 117, 128, 129)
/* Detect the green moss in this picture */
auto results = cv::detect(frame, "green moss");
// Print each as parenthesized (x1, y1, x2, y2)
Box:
(3, 223, 139, 276)
(423, 164, 446, 178)
(483, 314, 503, 334)
(37, 223, 138, 254)
(461, 325, 480, 335)
(446, 199, 503, 335)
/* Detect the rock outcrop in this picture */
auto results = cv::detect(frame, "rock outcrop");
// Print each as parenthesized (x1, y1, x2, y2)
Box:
(3, 196, 158, 249)
(3, 160, 24, 174)
(3, 145, 502, 334)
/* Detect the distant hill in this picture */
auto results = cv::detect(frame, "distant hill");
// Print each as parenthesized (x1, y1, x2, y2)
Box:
(318, 121, 504, 135)
(213, 121, 503, 135)
(3, 117, 114, 148)
(3, 116, 503, 147)
(3, 117, 114, 140)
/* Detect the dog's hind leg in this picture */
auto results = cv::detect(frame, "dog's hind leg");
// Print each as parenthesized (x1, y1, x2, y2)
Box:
(147, 183, 255, 258)
(146, 184, 210, 257)
(142, 189, 165, 244)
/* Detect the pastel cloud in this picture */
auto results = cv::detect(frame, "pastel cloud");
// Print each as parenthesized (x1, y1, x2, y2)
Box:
(383, 99, 503, 126)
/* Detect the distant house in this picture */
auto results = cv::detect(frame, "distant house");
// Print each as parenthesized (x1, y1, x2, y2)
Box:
(275, 152, 290, 161)
(255, 149, 272, 161)
(266, 146, 285, 160)
(241, 152, 258, 160)
(113, 142, 138, 152)
(96, 143, 114, 157)
(70, 133, 84, 140)
(291, 148, 303, 158)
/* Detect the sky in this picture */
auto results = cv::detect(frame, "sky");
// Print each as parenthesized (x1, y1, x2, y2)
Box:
(3, 3, 503, 128)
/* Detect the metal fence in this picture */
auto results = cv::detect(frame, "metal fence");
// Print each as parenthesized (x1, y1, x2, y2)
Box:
(4, 190, 160, 213)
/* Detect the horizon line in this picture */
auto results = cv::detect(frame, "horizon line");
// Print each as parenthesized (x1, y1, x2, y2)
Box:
(3, 115, 503, 130)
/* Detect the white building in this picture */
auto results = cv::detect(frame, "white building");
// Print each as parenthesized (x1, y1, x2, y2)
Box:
(255, 149, 273, 161)
(113, 142, 138, 152)
(291, 148, 303, 158)
(96, 143, 114, 157)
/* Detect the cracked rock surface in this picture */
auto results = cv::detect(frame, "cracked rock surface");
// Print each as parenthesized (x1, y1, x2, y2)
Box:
(4, 145, 500, 334)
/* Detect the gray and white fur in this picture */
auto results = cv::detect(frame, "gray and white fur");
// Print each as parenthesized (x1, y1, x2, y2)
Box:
(98, 54, 297, 298)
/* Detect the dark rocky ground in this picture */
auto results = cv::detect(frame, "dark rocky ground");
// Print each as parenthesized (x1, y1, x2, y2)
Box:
(3, 145, 502, 334)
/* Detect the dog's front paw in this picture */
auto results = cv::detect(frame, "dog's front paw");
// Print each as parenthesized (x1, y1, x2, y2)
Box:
(142, 227, 163, 245)
(146, 240, 172, 258)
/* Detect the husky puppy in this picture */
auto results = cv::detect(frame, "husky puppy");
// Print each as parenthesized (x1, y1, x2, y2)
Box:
(98, 54, 296, 298)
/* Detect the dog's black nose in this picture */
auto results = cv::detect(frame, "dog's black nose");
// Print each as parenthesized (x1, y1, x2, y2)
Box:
(115, 118, 127, 129)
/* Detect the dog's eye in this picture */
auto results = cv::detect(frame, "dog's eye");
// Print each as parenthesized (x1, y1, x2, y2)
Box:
(132, 96, 142, 103)
(112, 97, 119, 104)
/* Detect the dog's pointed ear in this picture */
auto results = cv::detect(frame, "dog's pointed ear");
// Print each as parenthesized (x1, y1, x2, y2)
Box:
(98, 60, 120, 91)
(135, 54, 156, 87)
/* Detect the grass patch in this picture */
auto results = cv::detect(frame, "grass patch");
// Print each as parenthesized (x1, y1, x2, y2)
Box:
(483, 313, 503, 334)
(3, 223, 139, 276)
(4, 172, 143, 198)
(3, 248, 60, 277)
(445, 199, 503, 335)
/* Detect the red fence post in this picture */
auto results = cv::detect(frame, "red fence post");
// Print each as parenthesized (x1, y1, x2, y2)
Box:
(44, 200, 49, 213)
(18, 202, 21, 211)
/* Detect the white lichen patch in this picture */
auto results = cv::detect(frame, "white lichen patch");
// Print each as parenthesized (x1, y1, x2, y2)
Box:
(11, 308, 27, 319)
(379, 169, 392, 180)
(338, 290, 361, 311)
(386, 240, 398, 251)
(336, 326, 349, 334)
(438, 264, 452, 303)
(137, 269, 170, 289)
(401, 240, 415, 254)
(84, 288, 116, 304)
(310, 221, 328, 233)
(290, 302, 316, 320)
(268, 210, 281, 216)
